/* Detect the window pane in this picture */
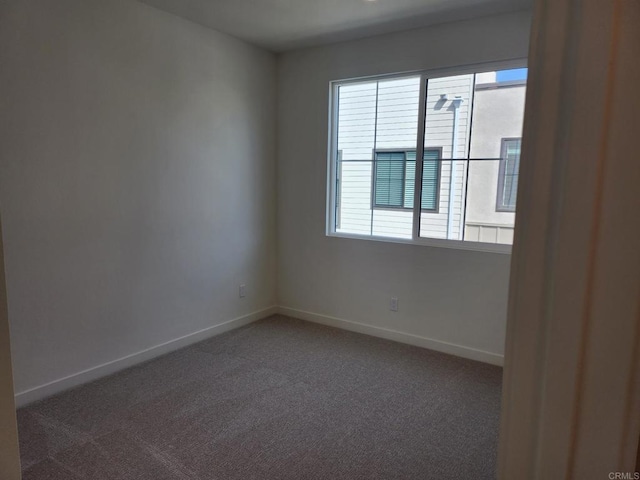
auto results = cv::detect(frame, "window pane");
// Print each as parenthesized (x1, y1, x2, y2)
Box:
(464, 69, 527, 244)
(331, 65, 527, 247)
(335, 81, 377, 237)
(335, 76, 420, 240)
(419, 74, 474, 240)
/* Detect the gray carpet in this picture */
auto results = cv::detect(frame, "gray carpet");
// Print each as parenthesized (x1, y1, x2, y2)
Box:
(17, 315, 502, 479)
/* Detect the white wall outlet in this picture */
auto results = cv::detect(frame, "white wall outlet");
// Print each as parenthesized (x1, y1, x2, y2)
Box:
(390, 297, 398, 312)
(239, 284, 246, 298)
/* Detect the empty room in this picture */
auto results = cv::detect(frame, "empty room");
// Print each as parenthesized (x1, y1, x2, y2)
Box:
(0, 0, 638, 479)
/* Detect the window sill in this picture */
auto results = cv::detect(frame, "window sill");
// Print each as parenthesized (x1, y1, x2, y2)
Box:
(326, 231, 513, 255)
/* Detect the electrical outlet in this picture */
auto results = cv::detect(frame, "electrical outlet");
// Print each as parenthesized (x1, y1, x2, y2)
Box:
(239, 284, 246, 298)
(390, 297, 398, 312)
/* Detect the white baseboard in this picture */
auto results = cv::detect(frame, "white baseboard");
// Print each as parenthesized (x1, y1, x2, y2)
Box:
(277, 306, 504, 367)
(15, 305, 502, 407)
(15, 306, 278, 407)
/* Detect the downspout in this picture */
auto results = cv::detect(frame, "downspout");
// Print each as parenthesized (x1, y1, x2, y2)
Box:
(447, 96, 463, 239)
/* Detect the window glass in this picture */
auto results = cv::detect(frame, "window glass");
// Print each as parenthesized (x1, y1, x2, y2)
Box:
(331, 66, 527, 247)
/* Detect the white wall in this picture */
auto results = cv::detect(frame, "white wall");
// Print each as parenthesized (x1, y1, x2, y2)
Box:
(277, 11, 532, 361)
(0, 0, 277, 396)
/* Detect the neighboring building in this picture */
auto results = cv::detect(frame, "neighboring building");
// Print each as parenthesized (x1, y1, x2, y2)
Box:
(465, 72, 526, 244)
(335, 70, 526, 244)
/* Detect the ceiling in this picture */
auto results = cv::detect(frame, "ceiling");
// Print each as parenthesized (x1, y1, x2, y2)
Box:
(138, 0, 532, 52)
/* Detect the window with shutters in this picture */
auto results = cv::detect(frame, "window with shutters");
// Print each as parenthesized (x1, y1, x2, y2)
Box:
(327, 64, 527, 251)
(373, 149, 441, 211)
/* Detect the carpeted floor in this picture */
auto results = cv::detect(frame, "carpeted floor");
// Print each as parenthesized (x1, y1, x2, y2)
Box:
(17, 315, 502, 479)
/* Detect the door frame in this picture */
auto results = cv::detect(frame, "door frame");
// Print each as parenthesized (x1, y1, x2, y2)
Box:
(498, 0, 640, 477)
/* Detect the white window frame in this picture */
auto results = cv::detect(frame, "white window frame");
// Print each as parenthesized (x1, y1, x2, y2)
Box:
(326, 58, 528, 254)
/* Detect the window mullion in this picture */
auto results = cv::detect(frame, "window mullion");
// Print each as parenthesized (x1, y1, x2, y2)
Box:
(412, 75, 428, 240)
(370, 81, 379, 236)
